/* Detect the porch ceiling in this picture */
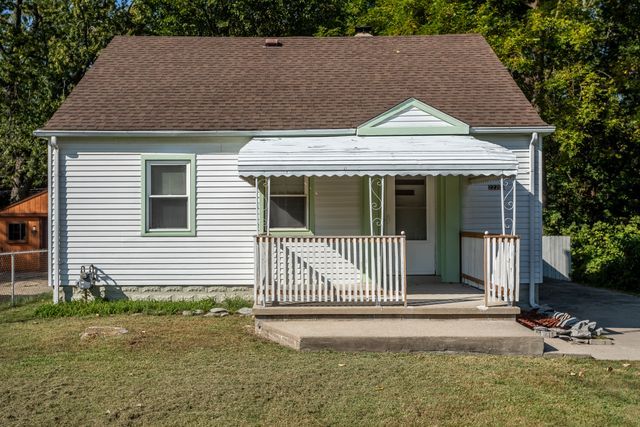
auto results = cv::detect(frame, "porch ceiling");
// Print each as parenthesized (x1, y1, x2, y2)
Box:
(238, 135, 518, 178)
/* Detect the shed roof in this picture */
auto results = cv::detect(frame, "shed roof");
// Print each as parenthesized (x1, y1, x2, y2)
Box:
(42, 34, 547, 132)
(0, 190, 48, 217)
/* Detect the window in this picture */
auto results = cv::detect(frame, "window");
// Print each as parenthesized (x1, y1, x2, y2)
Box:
(142, 155, 195, 236)
(395, 177, 427, 240)
(269, 177, 308, 229)
(8, 223, 27, 242)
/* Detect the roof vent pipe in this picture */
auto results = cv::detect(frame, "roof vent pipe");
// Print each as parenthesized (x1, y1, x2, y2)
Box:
(264, 38, 282, 47)
(354, 26, 373, 37)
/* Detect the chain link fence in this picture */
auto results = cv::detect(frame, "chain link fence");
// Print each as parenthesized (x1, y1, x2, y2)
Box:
(0, 250, 49, 305)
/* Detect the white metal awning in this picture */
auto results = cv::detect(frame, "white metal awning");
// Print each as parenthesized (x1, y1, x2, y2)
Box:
(238, 135, 518, 177)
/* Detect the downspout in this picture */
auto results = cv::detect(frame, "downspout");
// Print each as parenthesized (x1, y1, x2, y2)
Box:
(50, 136, 60, 303)
(529, 132, 539, 308)
(47, 141, 52, 296)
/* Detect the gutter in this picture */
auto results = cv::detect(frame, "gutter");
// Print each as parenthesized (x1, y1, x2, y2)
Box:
(48, 136, 60, 304)
(33, 129, 357, 138)
(33, 126, 557, 139)
(47, 142, 52, 296)
(471, 126, 555, 135)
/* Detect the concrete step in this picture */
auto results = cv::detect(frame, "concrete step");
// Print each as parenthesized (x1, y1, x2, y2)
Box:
(256, 319, 543, 356)
(253, 305, 519, 320)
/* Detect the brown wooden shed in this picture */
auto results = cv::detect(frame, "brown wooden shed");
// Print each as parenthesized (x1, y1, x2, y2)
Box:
(0, 190, 48, 271)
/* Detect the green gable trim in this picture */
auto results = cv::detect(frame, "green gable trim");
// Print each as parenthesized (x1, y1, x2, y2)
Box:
(357, 98, 469, 136)
(437, 176, 461, 282)
(140, 153, 197, 237)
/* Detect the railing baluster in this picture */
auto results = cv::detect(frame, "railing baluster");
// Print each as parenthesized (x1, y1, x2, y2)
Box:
(342, 237, 347, 302)
(394, 237, 399, 301)
(325, 238, 330, 303)
(350, 238, 355, 302)
(253, 235, 436, 307)
(310, 237, 315, 302)
(330, 238, 336, 302)
(401, 235, 407, 306)
(382, 237, 387, 302)
(515, 237, 520, 302)
(375, 237, 382, 303)
(358, 238, 363, 302)
(302, 237, 306, 303)
(297, 237, 302, 303)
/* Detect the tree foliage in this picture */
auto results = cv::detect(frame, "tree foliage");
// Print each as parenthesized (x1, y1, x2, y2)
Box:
(0, 0, 131, 204)
(351, 0, 640, 231)
(0, 0, 638, 235)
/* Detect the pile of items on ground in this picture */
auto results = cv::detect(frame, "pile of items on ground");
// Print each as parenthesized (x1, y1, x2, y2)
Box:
(517, 305, 612, 345)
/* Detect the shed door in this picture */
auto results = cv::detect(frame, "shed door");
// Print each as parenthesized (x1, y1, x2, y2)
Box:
(395, 177, 436, 274)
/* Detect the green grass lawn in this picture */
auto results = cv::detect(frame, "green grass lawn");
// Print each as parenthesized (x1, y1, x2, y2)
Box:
(1, 297, 639, 426)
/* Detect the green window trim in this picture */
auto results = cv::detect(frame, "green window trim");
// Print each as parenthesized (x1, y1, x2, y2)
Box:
(257, 176, 315, 236)
(140, 154, 196, 237)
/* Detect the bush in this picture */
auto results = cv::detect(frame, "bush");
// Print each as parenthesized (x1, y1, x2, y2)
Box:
(568, 216, 640, 292)
(33, 297, 252, 318)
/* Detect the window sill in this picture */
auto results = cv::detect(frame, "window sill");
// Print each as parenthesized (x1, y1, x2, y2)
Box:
(268, 229, 314, 237)
(141, 230, 196, 237)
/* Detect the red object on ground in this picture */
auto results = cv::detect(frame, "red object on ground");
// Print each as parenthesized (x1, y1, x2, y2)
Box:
(517, 310, 563, 329)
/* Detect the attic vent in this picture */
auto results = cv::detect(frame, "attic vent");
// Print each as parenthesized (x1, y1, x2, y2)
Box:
(264, 38, 282, 47)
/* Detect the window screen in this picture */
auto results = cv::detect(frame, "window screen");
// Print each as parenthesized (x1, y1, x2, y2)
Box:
(395, 177, 427, 240)
(269, 177, 308, 229)
(8, 223, 26, 242)
(148, 163, 189, 230)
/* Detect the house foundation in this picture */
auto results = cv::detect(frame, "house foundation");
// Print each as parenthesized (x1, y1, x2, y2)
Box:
(59, 284, 253, 302)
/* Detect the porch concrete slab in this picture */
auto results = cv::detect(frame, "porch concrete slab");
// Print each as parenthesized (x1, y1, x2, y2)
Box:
(540, 281, 640, 360)
(256, 319, 543, 355)
(407, 280, 486, 308)
(253, 305, 519, 319)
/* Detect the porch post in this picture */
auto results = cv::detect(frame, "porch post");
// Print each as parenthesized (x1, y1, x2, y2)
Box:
(368, 176, 384, 236)
(368, 176, 373, 235)
(512, 175, 516, 235)
(380, 177, 385, 236)
(266, 176, 271, 235)
(500, 175, 517, 236)
(500, 175, 506, 235)
(255, 177, 260, 234)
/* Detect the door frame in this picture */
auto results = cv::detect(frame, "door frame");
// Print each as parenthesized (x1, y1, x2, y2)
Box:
(385, 176, 437, 275)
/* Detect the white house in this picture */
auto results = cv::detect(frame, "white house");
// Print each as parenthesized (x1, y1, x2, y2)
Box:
(35, 34, 553, 310)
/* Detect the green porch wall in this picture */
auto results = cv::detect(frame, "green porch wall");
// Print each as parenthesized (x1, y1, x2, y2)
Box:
(437, 176, 461, 282)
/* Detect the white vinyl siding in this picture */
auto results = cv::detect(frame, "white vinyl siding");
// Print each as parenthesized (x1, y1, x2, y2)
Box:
(56, 137, 255, 286)
(314, 176, 362, 236)
(51, 133, 542, 289)
(461, 134, 543, 284)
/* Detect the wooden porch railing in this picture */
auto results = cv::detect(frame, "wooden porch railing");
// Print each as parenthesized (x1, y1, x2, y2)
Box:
(255, 235, 407, 306)
(460, 231, 520, 305)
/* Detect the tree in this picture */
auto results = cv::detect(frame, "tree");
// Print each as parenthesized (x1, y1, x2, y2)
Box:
(1, 0, 638, 235)
(353, 0, 640, 231)
(0, 0, 131, 204)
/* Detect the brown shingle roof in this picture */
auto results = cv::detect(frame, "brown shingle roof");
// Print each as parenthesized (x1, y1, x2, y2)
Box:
(42, 34, 547, 131)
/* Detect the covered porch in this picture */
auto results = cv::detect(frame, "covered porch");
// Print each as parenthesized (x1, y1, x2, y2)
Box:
(239, 135, 521, 311)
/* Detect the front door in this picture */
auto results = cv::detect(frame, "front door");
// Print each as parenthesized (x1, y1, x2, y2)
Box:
(394, 177, 436, 274)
